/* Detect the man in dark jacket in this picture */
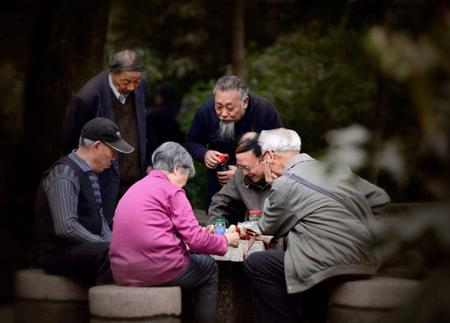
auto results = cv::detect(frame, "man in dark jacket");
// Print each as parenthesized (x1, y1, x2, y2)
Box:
(186, 75, 282, 210)
(63, 49, 151, 225)
(208, 132, 271, 224)
(34, 118, 134, 285)
(243, 128, 390, 323)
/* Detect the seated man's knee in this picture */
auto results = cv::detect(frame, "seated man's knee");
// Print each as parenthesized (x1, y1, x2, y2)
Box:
(244, 251, 264, 275)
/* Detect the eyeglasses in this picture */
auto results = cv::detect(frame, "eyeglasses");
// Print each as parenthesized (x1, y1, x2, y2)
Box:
(236, 159, 261, 172)
(260, 150, 273, 162)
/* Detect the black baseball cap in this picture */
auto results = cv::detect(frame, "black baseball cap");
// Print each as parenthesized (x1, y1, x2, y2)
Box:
(81, 118, 135, 154)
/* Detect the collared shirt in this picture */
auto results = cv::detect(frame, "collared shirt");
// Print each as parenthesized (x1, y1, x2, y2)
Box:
(108, 74, 127, 104)
(43, 152, 111, 243)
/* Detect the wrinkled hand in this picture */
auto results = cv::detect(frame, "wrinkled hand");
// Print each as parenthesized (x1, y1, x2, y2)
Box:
(224, 231, 240, 247)
(228, 224, 237, 233)
(262, 161, 278, 184)
(216, 165, 236, 185)
(204, 150, 223, 169)
(205, 224, 215, 233)
(255, 235, 273, 245)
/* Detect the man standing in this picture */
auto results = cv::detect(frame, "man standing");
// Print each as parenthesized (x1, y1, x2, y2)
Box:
(186, 75, 282, 209)
(243, 128, 390, 323)
(208, 132, 271, 224)
(64, 49, 151, 224)
(34, 118, 134, 285)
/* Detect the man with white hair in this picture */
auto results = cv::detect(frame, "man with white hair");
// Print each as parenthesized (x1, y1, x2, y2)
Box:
(186, 75, 282, 210)
(243, 128, 390, 323)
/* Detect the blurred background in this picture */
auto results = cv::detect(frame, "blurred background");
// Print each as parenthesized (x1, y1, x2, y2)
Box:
(0, 0, 449, 315)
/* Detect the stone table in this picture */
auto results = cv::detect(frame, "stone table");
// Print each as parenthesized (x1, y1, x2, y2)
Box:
(213, 240, 266, 323)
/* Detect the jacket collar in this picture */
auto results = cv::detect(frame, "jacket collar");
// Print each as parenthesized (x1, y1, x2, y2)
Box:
(243, 175, 270, 190)
(285, 153, 314, 172)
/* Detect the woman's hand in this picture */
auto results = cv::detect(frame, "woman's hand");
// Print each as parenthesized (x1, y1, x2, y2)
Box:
(224, 231, 240, 247)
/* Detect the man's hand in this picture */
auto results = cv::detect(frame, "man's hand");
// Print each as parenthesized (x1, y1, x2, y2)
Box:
(224, 231, 240, 247)
(204, 150, 223, 169)
(216, 165, 236, 185)
(262, 161, 278, 184)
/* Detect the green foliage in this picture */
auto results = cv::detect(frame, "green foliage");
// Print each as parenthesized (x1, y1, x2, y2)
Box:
(246, 27, 378, 154)
(178, 80, 214, 133)
(184, 161, 207, 210)
(177, 80, 215, 209)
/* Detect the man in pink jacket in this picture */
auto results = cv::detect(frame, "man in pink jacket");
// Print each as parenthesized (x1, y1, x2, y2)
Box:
(110, 142, 240, 322)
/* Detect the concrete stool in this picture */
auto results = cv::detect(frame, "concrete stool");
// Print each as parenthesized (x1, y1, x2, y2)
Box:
(15, 268, 88, 301)
(327, 276, 421, 323)
(89, 285, 181, 322)
(14, 268, 89, 323)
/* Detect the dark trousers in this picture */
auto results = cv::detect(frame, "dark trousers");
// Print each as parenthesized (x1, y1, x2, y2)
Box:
(244, 251, 303, 323)
(38, 241, 113, 285)
(164, 253, 219, 323)
(244, 251, 333, 323)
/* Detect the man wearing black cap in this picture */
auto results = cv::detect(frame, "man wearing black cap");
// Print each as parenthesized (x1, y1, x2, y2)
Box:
(33, 118, 134, 285)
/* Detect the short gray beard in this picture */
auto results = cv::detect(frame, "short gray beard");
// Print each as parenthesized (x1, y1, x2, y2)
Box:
(218, 120, 235, 141)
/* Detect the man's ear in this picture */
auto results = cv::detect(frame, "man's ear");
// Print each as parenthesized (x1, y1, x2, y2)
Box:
(266, 150, 275, 162)
(93, 141, 102, 150)
(243, 96, 249, 109)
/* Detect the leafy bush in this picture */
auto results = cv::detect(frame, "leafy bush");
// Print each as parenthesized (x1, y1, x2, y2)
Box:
(246, 28, 378, 154)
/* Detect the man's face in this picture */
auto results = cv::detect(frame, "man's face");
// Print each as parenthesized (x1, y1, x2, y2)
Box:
(214, 90, 248, 122)
(110, 71, 142, 96)
(236, 150, 264, 183)
(92, 142, 117, 173)
(261, 151, 285, 178)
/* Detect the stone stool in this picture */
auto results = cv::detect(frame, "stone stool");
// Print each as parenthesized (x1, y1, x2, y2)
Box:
(89, 285, 181, 322)
(327, 276, 421, 323)
(14, 268, 89, 323)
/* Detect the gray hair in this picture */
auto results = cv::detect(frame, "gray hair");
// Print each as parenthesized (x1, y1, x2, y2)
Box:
(213, 75, 249, 100)
(109, 49, 145, 73)
(258, 128, 301, 153)
(79, 137, 95, 147)
(152, 142, 196, 178)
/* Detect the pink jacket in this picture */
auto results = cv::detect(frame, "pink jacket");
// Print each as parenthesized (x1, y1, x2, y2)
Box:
(110, 170, 227, 286)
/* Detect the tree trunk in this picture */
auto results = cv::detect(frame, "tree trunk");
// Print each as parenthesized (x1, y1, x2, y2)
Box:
(23, 0, 111, 180)
(14, 0, 111, 265)
(231, 0, 245, 79)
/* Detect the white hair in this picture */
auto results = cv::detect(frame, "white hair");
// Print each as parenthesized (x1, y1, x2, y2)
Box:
(258, 128, 301, 153)
(218, 120, 235, 140)
(79, 136, 95, 147)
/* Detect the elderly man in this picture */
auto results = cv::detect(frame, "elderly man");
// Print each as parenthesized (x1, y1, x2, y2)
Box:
(186, 75, 282, 210)
(208, 132, 271, 224)
(63, 49, 152, 225)
(243, 128, 390, 323)
(34, 118, 134, 285)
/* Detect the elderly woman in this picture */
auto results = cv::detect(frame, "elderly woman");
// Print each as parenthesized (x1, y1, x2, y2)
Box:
(110, 142, 239, 322)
